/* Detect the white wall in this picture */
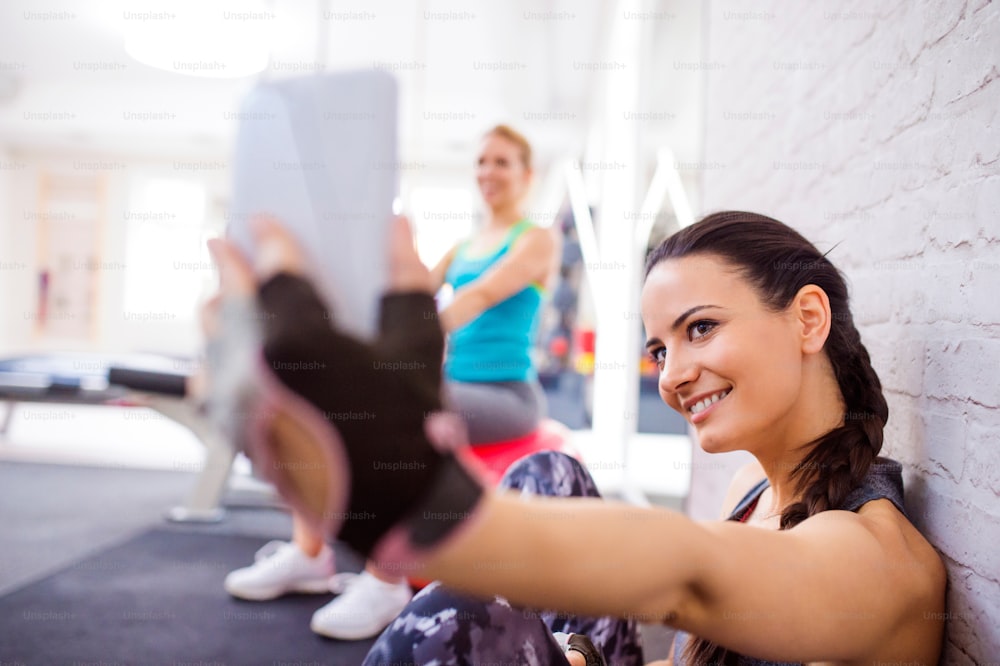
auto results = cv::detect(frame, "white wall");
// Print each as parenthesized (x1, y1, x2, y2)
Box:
(0, 146, 17, 351)
(686, 1, 1000, 662)
(2, 147, 38, 354)
(0, 146, 230, 358)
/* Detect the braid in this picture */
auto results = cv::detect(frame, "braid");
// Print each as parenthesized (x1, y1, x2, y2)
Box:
(780, 313, 887, 529)
(648, 212, 890, 666)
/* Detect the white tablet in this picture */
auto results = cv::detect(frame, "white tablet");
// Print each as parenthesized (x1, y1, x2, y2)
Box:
(227, 70, 398, 339)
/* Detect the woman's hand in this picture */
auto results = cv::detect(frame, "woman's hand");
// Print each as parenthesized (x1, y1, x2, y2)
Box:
(387, 214, 434, 293)
(202, 214, 486, 566)
(206, 213, 431, 300)
(196, 213, 432, 406)
(205, 214, 307, 297)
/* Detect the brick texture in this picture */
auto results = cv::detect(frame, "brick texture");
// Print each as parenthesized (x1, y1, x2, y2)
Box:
(688, 1, 1000, 662)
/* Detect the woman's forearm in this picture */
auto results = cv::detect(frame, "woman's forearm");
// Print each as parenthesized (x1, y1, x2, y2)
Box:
(439, 286, 490, 332)
(420, 491, 704, 622)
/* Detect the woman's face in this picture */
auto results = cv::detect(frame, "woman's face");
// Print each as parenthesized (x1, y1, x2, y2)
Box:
(640, 254, 808, 454)
(476, 134, 530, 210)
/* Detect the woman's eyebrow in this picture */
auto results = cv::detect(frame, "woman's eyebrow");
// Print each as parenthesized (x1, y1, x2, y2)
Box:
(671, 304, 722, 331)
(645, 305, 724, 350)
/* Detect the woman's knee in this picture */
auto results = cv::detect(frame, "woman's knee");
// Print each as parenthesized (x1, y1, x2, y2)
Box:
(499, 450, 601, 499)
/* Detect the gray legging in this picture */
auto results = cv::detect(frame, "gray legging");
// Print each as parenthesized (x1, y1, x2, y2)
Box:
(445, 379, 546, 444)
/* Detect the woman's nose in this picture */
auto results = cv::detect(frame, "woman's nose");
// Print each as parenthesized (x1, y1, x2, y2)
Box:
(659, 347, 698, 396)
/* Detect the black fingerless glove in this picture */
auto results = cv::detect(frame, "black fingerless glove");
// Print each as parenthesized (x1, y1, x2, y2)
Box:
(246, 272, 485, 564)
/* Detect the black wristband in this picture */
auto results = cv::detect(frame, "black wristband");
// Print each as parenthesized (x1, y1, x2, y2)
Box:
(402, 453, 484, 548)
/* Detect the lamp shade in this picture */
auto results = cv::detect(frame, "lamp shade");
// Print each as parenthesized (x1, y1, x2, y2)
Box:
(123, 0, 271, 78)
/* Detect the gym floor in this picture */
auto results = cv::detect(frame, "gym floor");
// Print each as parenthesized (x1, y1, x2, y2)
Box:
(0, 404, 677, 662)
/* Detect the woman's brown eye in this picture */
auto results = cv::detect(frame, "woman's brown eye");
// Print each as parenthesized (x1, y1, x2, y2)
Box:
(689, 320, 716, 340)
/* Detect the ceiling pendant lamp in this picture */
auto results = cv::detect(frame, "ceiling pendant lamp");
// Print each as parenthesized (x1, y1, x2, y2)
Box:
(123, 0, 271, 78)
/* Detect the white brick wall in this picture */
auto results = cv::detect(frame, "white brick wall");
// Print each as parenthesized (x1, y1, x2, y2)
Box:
(0, 147, 11, 350)
(689, 1, 1000, 662)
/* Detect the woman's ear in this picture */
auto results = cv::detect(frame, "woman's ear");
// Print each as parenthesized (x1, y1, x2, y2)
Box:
(793, 284, 832, 355)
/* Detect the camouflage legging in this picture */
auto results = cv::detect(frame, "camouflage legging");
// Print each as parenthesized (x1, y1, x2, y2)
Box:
(362, 450, 644, 666)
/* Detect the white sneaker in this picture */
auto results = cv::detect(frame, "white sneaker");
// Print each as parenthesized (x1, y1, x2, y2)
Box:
(310, 570, 413, 640)
(224, 540, 335, 601)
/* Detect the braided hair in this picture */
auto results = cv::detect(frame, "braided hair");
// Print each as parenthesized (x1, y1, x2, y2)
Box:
(644, 211, 888, 665)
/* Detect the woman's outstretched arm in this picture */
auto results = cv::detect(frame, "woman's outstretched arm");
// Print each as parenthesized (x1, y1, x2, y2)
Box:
(420, 490, 944, 663)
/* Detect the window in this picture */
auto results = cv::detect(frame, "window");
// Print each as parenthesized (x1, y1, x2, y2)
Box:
(122, 176, 214, 321)
(408, 185, 476, 267)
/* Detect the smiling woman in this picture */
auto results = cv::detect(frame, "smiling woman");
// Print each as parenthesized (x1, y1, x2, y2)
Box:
(642, 212, 874, 480)
(639, 211, 944, 663)
(209, 210, 946, 665)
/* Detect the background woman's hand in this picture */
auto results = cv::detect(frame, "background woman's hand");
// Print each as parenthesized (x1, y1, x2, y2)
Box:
(205, 213, 429, 298)
(205, 214, 306, 298)
(387, 214, 433, 293)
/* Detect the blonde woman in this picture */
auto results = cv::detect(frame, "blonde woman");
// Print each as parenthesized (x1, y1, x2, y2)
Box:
(223, 125, 559, 642)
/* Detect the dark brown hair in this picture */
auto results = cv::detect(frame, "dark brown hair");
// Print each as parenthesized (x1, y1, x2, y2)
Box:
(483, 124, 533, 170)
(645, 211, 888, 665)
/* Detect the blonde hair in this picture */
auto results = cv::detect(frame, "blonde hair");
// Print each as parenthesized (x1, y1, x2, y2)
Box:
(483, 124, 533, 170)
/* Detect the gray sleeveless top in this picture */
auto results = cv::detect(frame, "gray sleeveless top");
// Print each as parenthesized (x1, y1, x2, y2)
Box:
(673, 458, 906, 665)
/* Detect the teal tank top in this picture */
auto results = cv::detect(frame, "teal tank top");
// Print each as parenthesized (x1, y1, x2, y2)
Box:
(444, 220, 544, 383)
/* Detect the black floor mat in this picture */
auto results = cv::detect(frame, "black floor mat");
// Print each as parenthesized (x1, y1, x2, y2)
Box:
(0, 528, 376, 666)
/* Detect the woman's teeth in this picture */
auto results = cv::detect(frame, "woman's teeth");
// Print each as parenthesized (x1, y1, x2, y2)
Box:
(690, 389, 731, 415)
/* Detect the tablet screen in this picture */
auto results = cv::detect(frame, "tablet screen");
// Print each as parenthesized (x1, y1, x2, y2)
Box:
(227, 70, 398, 339)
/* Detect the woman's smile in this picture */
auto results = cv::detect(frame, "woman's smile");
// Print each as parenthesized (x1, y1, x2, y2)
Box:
(684, 387, 732, 423)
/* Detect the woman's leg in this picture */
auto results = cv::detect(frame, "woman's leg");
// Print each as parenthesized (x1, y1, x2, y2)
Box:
(499, 452, 644, 666)
(446, 379, 546, 444)
(363, 580, 571, 666)
(292, 511, 325, 557)
(364, 451, 644, 666)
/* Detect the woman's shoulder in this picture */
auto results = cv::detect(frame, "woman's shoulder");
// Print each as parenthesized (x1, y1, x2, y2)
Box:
(507, 222, 557, 260)
(510, 219, 547, 240)
(515, 221, 557, 246)
(808, 461, 945, 612)
(844, 494, 947, 623)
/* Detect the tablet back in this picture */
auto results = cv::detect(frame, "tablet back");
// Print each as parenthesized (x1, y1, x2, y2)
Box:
(228, 70, 398, 338)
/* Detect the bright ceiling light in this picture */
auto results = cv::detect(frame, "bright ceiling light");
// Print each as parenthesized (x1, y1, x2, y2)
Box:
(123, 0, 271, 78)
